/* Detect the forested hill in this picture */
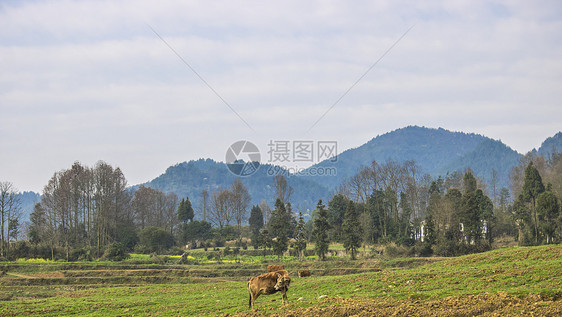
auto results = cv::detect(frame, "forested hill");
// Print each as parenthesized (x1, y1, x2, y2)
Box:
(142, 159, 330, 215)
(139, 127, 559, 219)
(16, 191, 41, 221)
(305, 126, 522, 191)
(537, 132, 562, 158)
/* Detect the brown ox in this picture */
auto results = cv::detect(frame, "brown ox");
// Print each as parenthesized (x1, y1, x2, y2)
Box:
(266, 264, 284, 272)
(247, 270, 291, 310)
(297, 270, 311, 277)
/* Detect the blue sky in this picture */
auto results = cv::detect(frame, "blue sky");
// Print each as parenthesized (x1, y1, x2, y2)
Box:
(1, 0, 561, 192)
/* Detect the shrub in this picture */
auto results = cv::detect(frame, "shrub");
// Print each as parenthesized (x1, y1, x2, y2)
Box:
(70, 248, 93, 261)
(150, 253, 167, 264)
(167, 246, 184, 256)
(384, 243, 410, 257)
(134, 244, 152, 254)
(177, 252, 196, 264)
(138, 226, 174, 253)
(103, 242, 130, 261)
(7, 241, 31, 260)
(214, 237, 225, 248)
(417, 242, 434, 257)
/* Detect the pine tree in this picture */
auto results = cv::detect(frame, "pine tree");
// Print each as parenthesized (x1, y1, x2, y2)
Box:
(463, 170, 477, 195)
(312, 200, 330, 260)
(459, 172, 494, 245)
(398, 192, 413, 244)
(293, 211, 307, 259)
(327, 194, 348, 242)
(178, 196, 194, 224)
(28, 203, 46, 245)
(521, 162, 545, 244)
(342, 200, 362, 260)
(178, 196, 195, 246)
(268, 199, 291, 259)
(259, 228, 272, 258)
(248, 205, 264, 249)
(536, 190, 560, 244)
(367, 190, 385, 243)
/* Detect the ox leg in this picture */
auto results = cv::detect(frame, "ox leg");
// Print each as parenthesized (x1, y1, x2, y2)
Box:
(281, 288, 288, 305)
(248, 292, 252, 309)
(249, 291, 260, 310)
(248, 286, 255, 310)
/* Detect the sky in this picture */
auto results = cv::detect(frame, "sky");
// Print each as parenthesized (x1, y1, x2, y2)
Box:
(1, 0, 561, 193)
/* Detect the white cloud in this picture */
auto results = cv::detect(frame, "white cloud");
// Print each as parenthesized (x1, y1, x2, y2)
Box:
(1, 0, 561, 191)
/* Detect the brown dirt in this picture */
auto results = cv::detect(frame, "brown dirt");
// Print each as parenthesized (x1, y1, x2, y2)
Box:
(24, 272, 66, 278)
(5, 271, 65, 279)
(235, 293, 562, 316)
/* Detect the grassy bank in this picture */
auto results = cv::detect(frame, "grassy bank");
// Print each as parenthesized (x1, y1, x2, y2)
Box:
(1, 245, 561, 316)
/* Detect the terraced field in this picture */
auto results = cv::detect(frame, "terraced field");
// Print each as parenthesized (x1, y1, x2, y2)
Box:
(0, 258, 393, 302)
(1, 245, 561, 316)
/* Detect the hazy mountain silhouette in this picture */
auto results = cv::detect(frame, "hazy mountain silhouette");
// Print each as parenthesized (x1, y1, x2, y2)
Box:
(305, 126, 522, 191)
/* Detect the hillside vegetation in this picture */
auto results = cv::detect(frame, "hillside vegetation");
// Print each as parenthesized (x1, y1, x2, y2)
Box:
(1, 245, 561, 316)
(144, 159, 330, 213)
(137, 126, 526, 220)
(307, 126, 521, 190)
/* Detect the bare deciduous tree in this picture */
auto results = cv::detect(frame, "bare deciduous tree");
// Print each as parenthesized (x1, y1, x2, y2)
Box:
(273, 175, 293, 203)
(209, 189, 233, 228)
(0, 181, 21, 257)
(200, 189, 209, 222)
(259, 199, 271, 224)
(231, 179, 251, 233)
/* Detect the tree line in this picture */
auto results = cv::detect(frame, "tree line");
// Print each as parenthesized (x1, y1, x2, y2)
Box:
(1, 152, 561, 261)
(245, 156, 561, 259)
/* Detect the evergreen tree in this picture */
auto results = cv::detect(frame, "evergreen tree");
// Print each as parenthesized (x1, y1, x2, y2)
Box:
(312, 200, 330, 260)
(398, 192, 413, 245)
(178, 196, 195, 246)
(443, 188, 463, 242)
(248, 205, 264, 249)
(513, 194, 533, 245)
(268, 199, 291, 259)
(182, 220, 212, 247)
(28, 203, 46, 245)
(495, 187, 516, 237)
(475, 189, 494, 243)
(293, 211, 307, 259)
(178, 196, 194, 224)
(459, 171, 494, 246)
(366, 190, 385, 243)
(327, 194, 348, 242)
(536, 190, 560, 243)
(426, 181, 442, 238)
(423, 210, 436, 247)
(285, 202, 298, 238)
(521, 162, 545, 244)
(258, 228, 272, 257)
(342, 200, 362, 260)
(463, 170, 477, 195)
(460, 189, 480, 243)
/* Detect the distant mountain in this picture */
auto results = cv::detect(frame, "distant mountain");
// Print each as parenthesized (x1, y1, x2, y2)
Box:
(138, 127, 560, 221)
(537, 132, 562, 159)
(142, 159, 330, 218)
(305, 126, 522, 191)
(16, 191, 41, 223)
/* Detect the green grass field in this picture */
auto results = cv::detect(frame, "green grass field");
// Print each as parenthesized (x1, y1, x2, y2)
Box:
(1, 245, 561, 316)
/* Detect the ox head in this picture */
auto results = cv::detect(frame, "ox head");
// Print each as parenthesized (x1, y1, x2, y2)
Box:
(274, 272, 291, 291)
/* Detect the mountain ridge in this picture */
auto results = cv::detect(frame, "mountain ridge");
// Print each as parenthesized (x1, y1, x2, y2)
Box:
(304, 126, 522, 190)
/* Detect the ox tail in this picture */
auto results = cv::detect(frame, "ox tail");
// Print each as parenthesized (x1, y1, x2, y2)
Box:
(247, 282, 252, 309)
